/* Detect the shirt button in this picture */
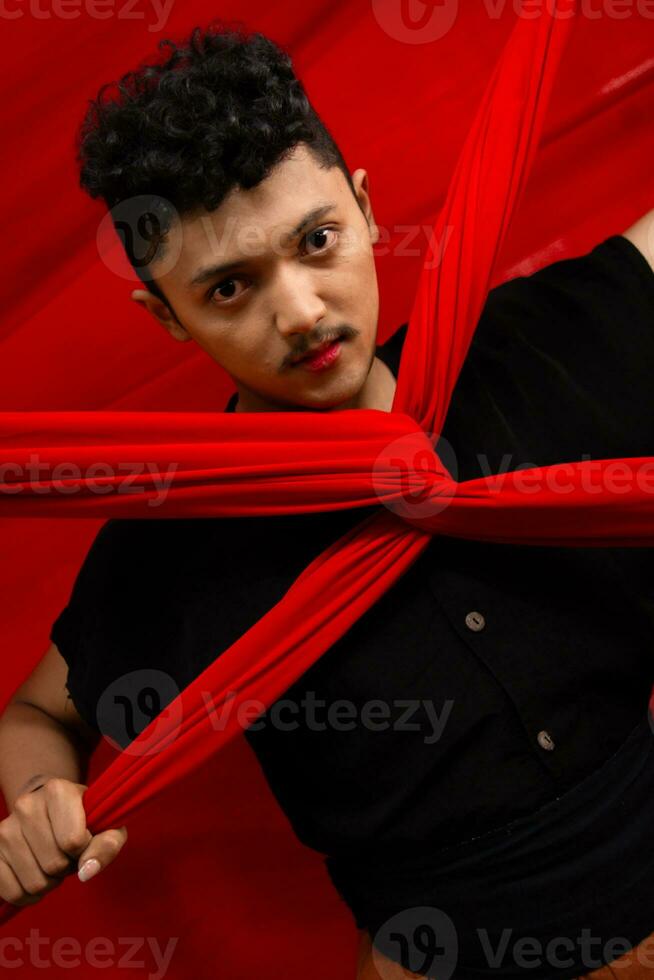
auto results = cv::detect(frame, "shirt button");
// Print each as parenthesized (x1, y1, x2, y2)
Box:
(537, 730, 555, 751)
(465, 611, 486, 632)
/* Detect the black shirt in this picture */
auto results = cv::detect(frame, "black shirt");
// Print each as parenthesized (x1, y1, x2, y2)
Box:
(51, 234, 654, 897)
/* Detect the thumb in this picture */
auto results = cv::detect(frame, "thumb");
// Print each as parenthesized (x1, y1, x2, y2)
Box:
(77, 826, 128, 882)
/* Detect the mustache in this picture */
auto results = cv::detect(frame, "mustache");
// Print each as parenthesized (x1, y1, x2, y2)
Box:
(287, 324, 358, 365)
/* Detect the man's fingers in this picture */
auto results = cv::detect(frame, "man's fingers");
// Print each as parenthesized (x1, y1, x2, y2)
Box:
(0, 857, 42, 906)
(77, 826, 128, 882)
(39, 779, 93, 860)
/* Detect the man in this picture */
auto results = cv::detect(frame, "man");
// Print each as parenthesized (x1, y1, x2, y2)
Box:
(2, 19, 654, 980)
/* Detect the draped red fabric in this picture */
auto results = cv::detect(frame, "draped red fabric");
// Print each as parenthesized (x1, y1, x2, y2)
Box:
(2, 2, 653, 977)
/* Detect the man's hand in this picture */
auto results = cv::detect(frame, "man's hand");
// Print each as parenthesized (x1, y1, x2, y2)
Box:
(0, 777, 128, 907)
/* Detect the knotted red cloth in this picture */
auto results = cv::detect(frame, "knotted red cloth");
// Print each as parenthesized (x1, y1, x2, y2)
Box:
(1, 0, 652, 933)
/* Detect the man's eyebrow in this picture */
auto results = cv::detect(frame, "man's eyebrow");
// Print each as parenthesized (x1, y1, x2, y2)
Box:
(187, 202, 339, 288)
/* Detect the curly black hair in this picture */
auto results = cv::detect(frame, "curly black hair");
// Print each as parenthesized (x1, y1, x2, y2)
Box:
(76, 18, 357, 313)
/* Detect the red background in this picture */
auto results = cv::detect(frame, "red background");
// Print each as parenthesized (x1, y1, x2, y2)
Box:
(1, 1, 653, 976)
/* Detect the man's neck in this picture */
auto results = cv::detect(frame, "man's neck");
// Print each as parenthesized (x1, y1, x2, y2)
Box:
(234, 355, 397, 414)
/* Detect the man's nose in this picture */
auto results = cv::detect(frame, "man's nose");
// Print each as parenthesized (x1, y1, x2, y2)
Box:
(271, 268, 328, 337)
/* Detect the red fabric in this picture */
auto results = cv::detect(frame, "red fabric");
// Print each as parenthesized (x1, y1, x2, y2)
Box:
(1, 2, 653, 977)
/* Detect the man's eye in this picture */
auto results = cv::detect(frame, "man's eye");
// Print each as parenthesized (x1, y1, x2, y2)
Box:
(206, 228, 337, 305)
(303, 227, 338, 254)
(208, 278, 245, 304)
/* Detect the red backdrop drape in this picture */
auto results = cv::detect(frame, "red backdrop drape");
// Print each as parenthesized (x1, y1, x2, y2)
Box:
(1, 2, 653, 977)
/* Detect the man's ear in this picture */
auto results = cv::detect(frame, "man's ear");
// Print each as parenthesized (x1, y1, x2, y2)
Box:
(130, 289, 191, 342)
(351, 168, 380, 247)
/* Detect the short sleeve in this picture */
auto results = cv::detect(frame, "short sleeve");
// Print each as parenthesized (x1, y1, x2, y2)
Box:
(48, 517, 185, 738)
(49, 520, 120, 731)
(46, 514, 278, 748)
(440, 234, 654, 484)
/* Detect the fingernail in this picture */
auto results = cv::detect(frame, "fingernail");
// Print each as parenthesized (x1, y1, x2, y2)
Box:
(78, 859, 101, 882)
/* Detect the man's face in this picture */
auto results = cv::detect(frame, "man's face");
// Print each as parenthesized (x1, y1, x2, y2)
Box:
(136, 143, 381, 412)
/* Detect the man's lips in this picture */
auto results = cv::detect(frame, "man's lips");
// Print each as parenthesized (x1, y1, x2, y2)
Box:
(292, 335, 346, 364)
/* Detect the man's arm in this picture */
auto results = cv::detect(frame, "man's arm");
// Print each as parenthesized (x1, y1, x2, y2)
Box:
(622, 208, 654, 273)
(0, 643, 100, 810)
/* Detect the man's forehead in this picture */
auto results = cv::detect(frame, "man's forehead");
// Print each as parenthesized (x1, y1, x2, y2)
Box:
(182, 193, 339, 247)
(170, 198, 351, 292)
(156, 148, 353, 285)
(192, 168, 342, 236)
(178, 199, 341, 288)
